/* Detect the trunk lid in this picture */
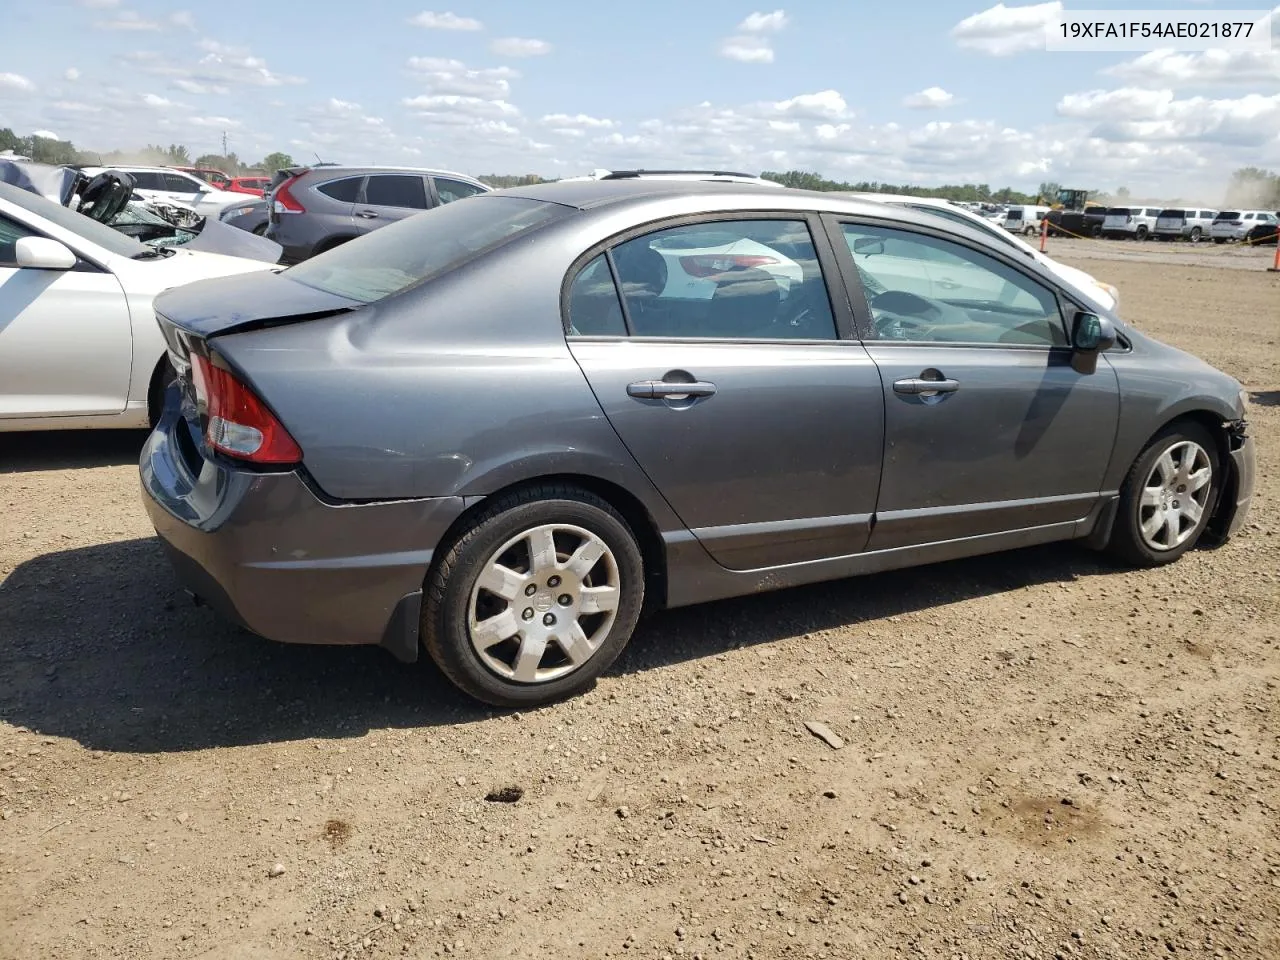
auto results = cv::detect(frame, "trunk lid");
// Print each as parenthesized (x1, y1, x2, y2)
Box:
(153, 268, 361, 340)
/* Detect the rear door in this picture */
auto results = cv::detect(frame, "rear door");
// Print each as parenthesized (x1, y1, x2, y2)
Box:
(355, 174, 429, 235)
(827, 216, 1120, 550)
(565, 215, 885, 570)
(0, 211, 132, 418)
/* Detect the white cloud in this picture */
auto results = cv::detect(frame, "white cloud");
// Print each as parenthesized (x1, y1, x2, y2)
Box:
(142, 93, 175, 108)
(739, 10, 788, 32)
(196, 40, 306, 87)
(64, 68, 81, 81)
(402, 94, 521, 121)
(770, 90, 849, 120)
(407, 57, 519, 98)
(490, 37, 552, 57)
(189, 115, 241, 128)
(951, 1, 1061, 56)
(541, 113, 617, 136)
(77, 0, 119, 7)
(170, 10, 195, 30)
(903, 86, 956, 109)
(0, 73, 36, 94)
(1105, 49, 1280, 87)
(31, 129, 60, 140)
(172, 77, 228, 95)
(95, 9, 163, 30)
(720, 35, 774, 63)
(1057, 87, 1280, 147)
(720, 8, 789, 63)
(408, 11, 483, 30)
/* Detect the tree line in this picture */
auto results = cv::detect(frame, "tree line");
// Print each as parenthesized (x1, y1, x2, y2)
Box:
(4, 128, 1277, 208)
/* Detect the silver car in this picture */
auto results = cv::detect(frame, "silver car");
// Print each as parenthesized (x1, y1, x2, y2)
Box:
(140, 180, 1256, 708)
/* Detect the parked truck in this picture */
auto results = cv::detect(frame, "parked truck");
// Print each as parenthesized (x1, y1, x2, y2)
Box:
(1046, 188, 1108, 238)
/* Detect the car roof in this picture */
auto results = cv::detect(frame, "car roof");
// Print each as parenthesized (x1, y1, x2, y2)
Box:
(498, 178, 1007, 233)
(296, 164, 487, 184)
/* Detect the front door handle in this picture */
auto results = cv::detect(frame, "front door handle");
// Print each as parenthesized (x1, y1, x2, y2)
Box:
(893, 377, 960, 396)
(627, 380, 718, 399)
(356, 210, 379, 219)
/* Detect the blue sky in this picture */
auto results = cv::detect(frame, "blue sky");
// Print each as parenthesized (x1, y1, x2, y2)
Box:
(0, 0, 1277, 200)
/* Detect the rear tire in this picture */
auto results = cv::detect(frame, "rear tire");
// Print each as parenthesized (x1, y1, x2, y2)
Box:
(422, 485, 645, 708)
(1108, 422, 1220, 567)
(1190, 227, 1203, 243)
(1135, 226, 1148, 241)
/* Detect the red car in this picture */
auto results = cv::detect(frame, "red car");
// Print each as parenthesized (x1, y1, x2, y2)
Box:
(174, 166, 232, 190)
(223, 176, 271, 197)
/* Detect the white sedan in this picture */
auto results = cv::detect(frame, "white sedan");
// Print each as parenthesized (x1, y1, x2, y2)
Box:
(0, 180, 274, 431)
(840, 193, 1121, 312)
(79, 165, 250, 217)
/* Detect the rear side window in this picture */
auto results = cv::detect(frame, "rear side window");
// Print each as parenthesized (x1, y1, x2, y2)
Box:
(317, 176, 362, 202)
(130, 171, 165, 190)
(603, 219, 837, 341)
(164, 173, 201, 194)
(364, 174, 427, 209)
(1198, 211, 1214, 219)
(285, 196, 568, 303)
(434, 177, 486, 205)
(566, 254, 626, 336)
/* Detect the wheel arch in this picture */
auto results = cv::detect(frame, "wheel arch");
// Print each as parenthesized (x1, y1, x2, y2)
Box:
(427, 473, 671, 612)
(1090, 407, 1242, 550)
(146, 354, 176, 428)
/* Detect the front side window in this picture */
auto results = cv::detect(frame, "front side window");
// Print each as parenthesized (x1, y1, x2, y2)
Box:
(164, 173, 201, 194)
(604, 219, 836, 340)
(364, 174, 427, 209)
(129, 172, 164, 190)
(0, 213, 36, 266)
(840, 224, 1066, 347)
(434, 177, 486, 205)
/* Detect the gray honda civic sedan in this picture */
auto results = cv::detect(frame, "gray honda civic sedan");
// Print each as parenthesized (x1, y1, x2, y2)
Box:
(140, 180, 1255, 707)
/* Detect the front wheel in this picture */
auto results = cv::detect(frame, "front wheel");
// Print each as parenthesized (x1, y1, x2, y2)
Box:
(1190, 227, 1203, 243)
(1135, 226, 1148, 241)
(1108, 423, 1220, 567)
(422, 486, 645, 707)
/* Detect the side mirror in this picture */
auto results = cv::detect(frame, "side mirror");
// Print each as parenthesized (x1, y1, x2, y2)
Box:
(1069, 311, 1116, 375)
(15, 237, 77, 271)
(853, 237, 885, 256)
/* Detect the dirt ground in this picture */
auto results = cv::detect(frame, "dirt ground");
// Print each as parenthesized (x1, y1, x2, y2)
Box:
(1, 244, 1277, 960)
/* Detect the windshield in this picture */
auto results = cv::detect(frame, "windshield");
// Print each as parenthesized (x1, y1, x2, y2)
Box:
(285, 196, 570, 303)
(0, 180, 147, 259)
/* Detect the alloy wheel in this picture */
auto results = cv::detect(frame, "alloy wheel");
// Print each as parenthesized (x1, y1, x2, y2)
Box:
(467, 523, 621, 684)
(1138, 441, 1213, 551)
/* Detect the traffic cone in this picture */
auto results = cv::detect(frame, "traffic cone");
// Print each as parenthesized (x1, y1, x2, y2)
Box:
(1040, 215, 1048, 253)
(1270, 234, 1280, 272)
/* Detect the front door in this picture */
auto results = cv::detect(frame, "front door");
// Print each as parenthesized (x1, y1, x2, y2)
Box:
(566, 216, 884, 571)
(0, 214, 132, 418)
(828, 218, 1120, 550)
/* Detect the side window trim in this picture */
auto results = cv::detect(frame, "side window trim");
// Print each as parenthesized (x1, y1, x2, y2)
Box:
(821, 213, 1071, 348)
(560, 211, 857, 343)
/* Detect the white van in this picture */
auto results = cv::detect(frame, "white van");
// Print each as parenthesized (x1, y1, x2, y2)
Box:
(1101, 206, 1162, 240)
(1001, 205, 1050, 235)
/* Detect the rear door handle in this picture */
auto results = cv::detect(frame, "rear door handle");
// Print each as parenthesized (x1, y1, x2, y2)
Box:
(356, 210, 379, 219)
(627, 380, 718, 399)
(893, 377, 959, 395)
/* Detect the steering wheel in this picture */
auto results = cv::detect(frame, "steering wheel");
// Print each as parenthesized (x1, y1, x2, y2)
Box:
(869, 290, 944, 338)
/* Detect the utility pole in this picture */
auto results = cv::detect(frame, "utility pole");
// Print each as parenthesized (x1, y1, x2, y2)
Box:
(221, 130, 228, 156)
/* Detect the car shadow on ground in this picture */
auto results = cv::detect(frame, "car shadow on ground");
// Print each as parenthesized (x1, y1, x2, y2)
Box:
(1249, 390, 1279, 408)
(0, 430, 148, 473)
(0, 533, 1116, 754)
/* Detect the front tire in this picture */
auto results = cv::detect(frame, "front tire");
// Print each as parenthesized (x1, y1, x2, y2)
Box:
(1108, 423, 1220, 567)
(422, 485, 645, 707)
(1190, 227, 1203, 243)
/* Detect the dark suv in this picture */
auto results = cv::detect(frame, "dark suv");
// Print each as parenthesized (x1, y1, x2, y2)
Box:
(266, 165, 491, 263)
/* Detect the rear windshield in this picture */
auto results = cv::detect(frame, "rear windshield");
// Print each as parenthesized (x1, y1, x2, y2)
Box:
(1215, 211, 1240, 220)
(1105, 207, 1130, 216)
(284, 196, 569, 303)
(1158, 209, 1185, 219)
(1005, 209, 1023, 219)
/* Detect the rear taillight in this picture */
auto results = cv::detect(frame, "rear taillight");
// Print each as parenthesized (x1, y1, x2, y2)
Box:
(679, 254, 779, 278)
(191, 354, 302, 465)
(272, 175, 305, 214)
